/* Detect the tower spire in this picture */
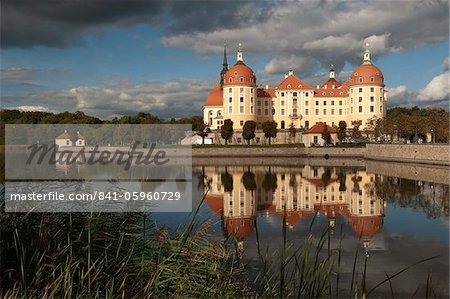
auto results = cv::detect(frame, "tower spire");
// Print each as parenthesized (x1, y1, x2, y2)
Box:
(329, 63, 335, 79)
(363, 42, 371, 65)
(236, 42, 243, 62)
(220, 43, 228, 89)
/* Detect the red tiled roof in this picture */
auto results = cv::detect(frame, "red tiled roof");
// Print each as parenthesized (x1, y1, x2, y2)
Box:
(77, 132, 85, 140)
(276, 74, 313, 90)
(304, 122, 337, 134)
(320, 78, 341, 89)
(349, 64, 384, 87)
(56, 131, 71, 139)
(204, 83, 223, 107)
(224, 62, 256, 87)
(257, 87, 276, 98)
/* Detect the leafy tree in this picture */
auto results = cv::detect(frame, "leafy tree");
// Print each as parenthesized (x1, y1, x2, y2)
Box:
(220, 119, 234, 144)
(288, 123, 296, 142)
(321, 125, 331, 145)
(351, 120, 362, 139)
(262, 121, 277, 145)
(196, 122, 208, 145)
(337, 120, 347, 143)
(242, 120, 256, 145)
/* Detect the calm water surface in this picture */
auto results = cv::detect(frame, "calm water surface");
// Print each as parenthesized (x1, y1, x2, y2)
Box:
(155, 160, 449, 297)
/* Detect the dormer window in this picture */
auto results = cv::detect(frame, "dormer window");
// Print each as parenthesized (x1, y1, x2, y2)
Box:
(281, 92, 285, 97)
(287, 84, 291, 88)
(229, 78, 233, 83)
(370, 77, 374, 82)
(298, 84, 302, 88)
(359, 77, 363, 83)
(234, 72, 238, 76)
(340, 92, 343, 95)
(322, 92, 326, 95)
(293, 92, 297, 97)
(376, 72, 379, 75)
(240, 77, 244, 83)
(330, 92, 334, 95)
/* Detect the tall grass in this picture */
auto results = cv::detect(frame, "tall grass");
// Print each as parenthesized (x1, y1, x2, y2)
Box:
(0, 193, 441, 298)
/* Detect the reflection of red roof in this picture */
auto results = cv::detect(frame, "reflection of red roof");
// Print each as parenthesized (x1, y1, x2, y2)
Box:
(350, 215, 383, 237)
(276, 74, 313, 90)
(314, 203, 349, 218)
(56, 131, 71, 139)
(77, 132, 84, 140)
(205, 195, 223, 217)
(304, 122, 337, 134)
(282, 211, 312, 227)
(225, 216, 255, 239)
(257, 87, 276, 98)
(204, 83, 223, 107)
(305, 178, 338, 188)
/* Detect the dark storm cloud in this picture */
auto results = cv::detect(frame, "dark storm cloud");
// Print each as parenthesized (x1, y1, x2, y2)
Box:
(1, 0, 166, 48)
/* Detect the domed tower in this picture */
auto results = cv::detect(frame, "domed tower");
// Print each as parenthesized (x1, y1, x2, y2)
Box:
(348, 43, 387, 128)
(222, 43, 257, 129)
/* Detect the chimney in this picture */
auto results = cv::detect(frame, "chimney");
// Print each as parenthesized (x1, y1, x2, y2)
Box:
(316, 85, 320, 88)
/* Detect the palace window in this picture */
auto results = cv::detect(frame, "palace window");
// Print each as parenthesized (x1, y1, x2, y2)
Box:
(229, 88, 232, 92)
(251, 106, 253, 113)
(281, 92, 285, 97)
(330, 92, 334, 95)
(315, 109, 319, 115)
(351, 107, 353, 113)
(380, 106, 383, 113)
(370, 106, 374, 112)
(370, 77, 374, 82)
(251, 97, 254, 103)
(281, 109, 285, 115)
(322, 92, 326, 95)
(240, 77, 244, 83)
(339, 100, 342, 105)
(229, 78, 233, 83)
(359, 77, 363, 83)
(331, 109, 335, 115)
(340, 92, 343, 95)
(323, 109, 326, 115)
(359, 106, 363, 113)
(359, 88, 363, 93)
(370, 87, 374, 92)
(313, 136, 318, 143)
(265, 108, 268, 115)
(257, 100, 261, 106)
(234, 72, 238, 76)
(305, 92, 309, 97)
(229, 97, 232, 103)
(339, 109, 342, 115)
(272, 108, 275, 115)
(257, 108, 261, 115)
(359, 97, 363, 102)
(240, 87, 244, 93)
(240, 106, 244, 113)
(299, 84, 303, 88)
(239, 121, 244, 126)
(315, 100, 319, 105)
(331, 100, 335, 105)
(240, 97, 244, 103)
(305, 109, 309, 115)
(293, 92, 297, 97)
(281, 100, 285, 106)
(370, 96, 374, 102)
(323, 101, 326, 105)
(229, 106, 232, 113)
(287, 84, 291, 88)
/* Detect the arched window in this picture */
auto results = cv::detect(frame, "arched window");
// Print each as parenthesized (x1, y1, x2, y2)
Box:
(229, 78, 233, 83)
(240, 77, 244, 83)
(281, 121, 285, 129)
(287, 84, 291, 88)
(293, 92, 297, 97)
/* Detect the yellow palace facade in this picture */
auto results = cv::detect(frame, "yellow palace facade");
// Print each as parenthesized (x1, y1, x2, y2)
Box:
(203, 44, 387, 131)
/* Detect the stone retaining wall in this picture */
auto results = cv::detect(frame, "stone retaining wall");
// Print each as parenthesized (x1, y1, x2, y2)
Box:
(365, 144, 449, 166)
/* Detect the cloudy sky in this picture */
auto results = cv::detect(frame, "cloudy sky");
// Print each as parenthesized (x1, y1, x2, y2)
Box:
(1, 0, 449, 119)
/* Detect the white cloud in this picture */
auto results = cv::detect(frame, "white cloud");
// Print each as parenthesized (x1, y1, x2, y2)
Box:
(8, 105, 54, 113)
(417, 71, 449, 101)
(3, 79, 212, 119)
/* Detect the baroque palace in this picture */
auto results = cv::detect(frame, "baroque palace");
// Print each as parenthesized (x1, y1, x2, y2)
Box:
(203, 44, 387, 133)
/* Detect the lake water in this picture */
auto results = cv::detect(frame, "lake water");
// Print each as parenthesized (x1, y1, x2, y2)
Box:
(155, 159, 449, 297)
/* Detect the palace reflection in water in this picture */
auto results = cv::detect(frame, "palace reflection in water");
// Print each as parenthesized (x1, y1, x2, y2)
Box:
(196, 165, 448, 254)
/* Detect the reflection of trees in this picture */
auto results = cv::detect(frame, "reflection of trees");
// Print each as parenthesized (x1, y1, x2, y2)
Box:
(351, 175, 362, 193)
(221, 170, 233, 193)
(241, 171, 256, 191)
(321, 168, 332, 187)
(337, 170, 347, 192)
(262, 172, 277, 192)
(373, 176, 449, 219)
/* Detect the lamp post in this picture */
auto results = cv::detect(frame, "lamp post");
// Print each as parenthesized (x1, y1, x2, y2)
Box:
(430, 128, 435, 144)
